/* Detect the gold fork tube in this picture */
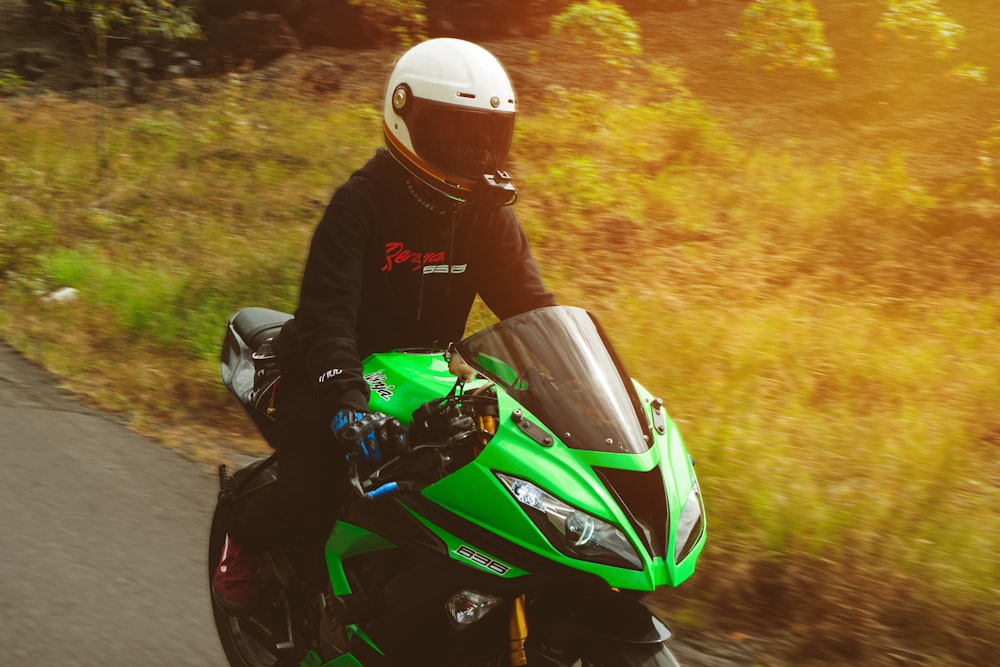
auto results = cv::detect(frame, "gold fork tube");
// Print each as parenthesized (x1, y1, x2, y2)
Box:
(508, 594, 528, 666)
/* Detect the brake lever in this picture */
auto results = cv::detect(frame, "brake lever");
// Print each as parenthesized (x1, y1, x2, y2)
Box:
(346, 454, 364, 496)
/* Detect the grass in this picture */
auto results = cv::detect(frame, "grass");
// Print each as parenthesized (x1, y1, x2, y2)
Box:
(2, 63, 999, 665)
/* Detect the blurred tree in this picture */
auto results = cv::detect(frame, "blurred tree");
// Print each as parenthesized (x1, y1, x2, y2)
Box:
(347, 0, 428, 48)
(877, 0, 963, 57)
(35, 1, 201, 170)
(729, 0, 836, 78)
(42, 0, 202, 53)
(0, 69, 29, 96)
(550, 0, 642, 69)
(876, 0, 987, 81)
(729, 0, 983, 81)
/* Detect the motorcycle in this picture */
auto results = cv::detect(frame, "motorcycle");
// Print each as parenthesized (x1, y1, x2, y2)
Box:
(210, 304, 705, 666)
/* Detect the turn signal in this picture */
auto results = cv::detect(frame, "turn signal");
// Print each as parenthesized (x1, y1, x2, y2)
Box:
(445, 590, 502, 630)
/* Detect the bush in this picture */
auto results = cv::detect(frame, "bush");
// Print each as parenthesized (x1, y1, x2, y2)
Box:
(977, 123, 1000, 197)
(877, 0, 965, 58)
(347, 0, 428, 48)
(730, 0, 836, 78)
(38, 0, 201, 57)
(550, 0, 642, 69)
(0, 69, 28, 96)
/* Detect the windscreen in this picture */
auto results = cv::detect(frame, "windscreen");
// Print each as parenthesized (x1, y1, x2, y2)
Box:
(458, 306, 650, 454)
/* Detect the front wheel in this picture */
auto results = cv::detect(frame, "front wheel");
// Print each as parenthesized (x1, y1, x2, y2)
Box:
(575, 641, 681, 667)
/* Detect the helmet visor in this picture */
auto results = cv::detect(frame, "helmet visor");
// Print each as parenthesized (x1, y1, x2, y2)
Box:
(409, 101, 514, 181)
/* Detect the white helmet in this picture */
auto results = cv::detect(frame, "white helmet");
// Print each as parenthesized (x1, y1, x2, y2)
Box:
(383, 38, 517, 202)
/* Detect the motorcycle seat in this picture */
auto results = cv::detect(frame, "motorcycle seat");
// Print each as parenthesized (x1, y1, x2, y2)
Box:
(229, 307, 293, 351)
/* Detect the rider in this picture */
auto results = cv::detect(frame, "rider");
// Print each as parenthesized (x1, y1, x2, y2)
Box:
(212, 38, 556, 611)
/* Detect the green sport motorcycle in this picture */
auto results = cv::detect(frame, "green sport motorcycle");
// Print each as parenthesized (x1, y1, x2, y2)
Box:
(211, 305, 705, 667)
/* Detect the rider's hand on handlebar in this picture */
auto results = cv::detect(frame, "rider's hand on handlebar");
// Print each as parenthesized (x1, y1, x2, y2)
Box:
(332, 409, 406, 473)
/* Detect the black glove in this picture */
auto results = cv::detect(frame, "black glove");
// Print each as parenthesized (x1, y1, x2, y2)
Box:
(332, 409, 405, 466)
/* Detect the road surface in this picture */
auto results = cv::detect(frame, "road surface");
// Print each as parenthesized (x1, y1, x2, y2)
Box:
(0, 343, 227, 665)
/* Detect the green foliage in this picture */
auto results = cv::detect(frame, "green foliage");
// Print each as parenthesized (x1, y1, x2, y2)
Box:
(730, 0, 836, 78)
(977, 122, 1000, 197)
(0, 78, 380, 359)
(640, 293, 1000, 598)
(877, 0, 987, 82)
(43, 245, 298, 357)
(0, 192, 54, 282)
(877, 0, 964, 58)
(948, 62, 989, 83)
(550, 0, 641, 69)
(730, 0, 985, 83)
(347, 0, 428, 48)
(516, 61, 735, 246)
(43, 0, 202, 54)
(0, 69, 29, 95)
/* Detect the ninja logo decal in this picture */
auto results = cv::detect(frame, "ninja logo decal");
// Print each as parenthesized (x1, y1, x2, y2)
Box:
(364, 369, 395, 401)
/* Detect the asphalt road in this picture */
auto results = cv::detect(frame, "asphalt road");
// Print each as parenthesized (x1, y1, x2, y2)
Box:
(0, 343, 227, 665)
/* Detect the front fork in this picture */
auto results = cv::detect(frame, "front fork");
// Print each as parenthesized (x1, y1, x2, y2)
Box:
(510, 588, 673, 666)
(509, 594, 529, 667)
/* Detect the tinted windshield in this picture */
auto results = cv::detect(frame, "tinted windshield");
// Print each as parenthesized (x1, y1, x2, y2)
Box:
(457, 306, 650, 454)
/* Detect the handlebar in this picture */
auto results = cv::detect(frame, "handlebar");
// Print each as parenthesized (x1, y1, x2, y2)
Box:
(346, 390, 495, 499)
(348, 433, 481, 500)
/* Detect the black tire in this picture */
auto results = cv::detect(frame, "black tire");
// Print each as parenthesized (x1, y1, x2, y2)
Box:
(577, 641, 682, 667)
(208, 502, 282, 667)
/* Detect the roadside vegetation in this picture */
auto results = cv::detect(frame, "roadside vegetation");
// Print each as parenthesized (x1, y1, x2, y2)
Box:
(1, 1, 998, 665)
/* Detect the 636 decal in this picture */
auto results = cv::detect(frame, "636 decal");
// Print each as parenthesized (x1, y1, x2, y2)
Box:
(455, 544, 511, 576)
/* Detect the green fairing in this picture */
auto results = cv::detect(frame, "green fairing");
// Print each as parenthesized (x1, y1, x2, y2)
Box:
(346, 625, 384, 657)
(317, 655, 364, 667)
(356, 350, 705, 589)
(299, 649, 323, 667)
(324, 521, 397, 596)
(362, 351, 480, 423)
(398, 502, 530, 579)
(303, 625, 383, 667)
(420, 391, 645, 589)
(633, 380, 706, 578)
(299, 650, 365, 667)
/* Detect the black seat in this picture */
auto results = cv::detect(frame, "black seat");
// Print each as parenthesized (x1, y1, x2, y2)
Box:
(230, 307, 293, 350)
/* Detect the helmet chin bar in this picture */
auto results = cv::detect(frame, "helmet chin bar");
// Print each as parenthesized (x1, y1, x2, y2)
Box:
(437, 171, 519, 209)
(421, 169, 518, 210)
(386, 129, 517, 208)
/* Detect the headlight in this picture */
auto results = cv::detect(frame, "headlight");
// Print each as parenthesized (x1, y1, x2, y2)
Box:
(674, 483, 704, 563)
(497, 473, 642, 570)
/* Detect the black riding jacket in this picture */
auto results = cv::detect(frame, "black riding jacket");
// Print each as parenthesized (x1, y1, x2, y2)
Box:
(275, 148, 555, 424)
